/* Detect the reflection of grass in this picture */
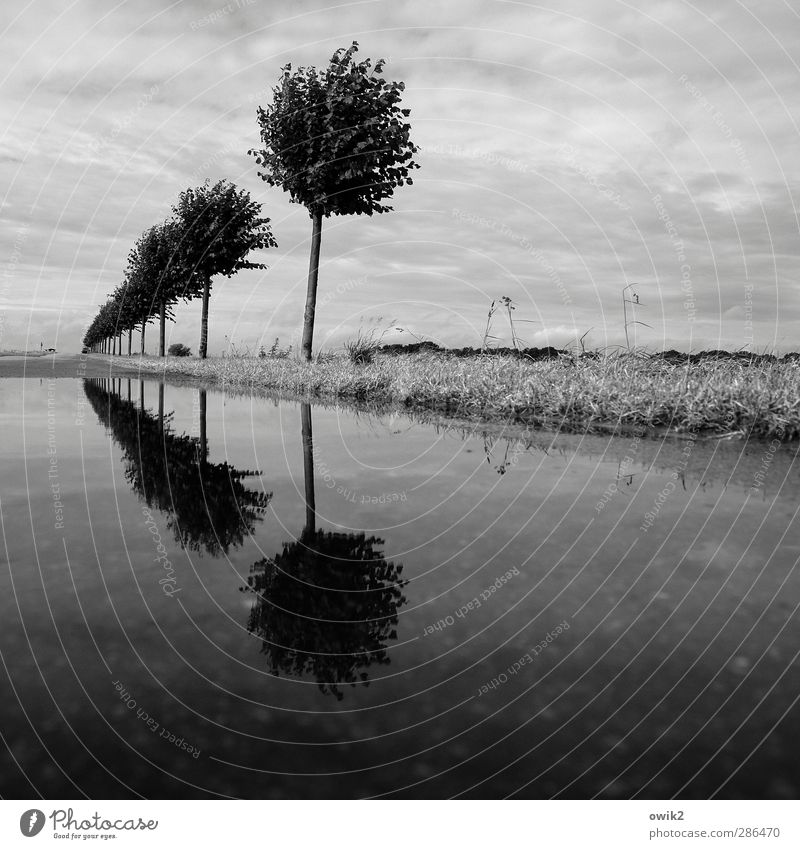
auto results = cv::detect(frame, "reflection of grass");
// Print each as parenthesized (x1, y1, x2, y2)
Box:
(116, 351, 800, 440)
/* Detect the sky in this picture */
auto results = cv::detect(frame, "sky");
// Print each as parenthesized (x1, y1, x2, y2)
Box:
(1, 0, 799, 354)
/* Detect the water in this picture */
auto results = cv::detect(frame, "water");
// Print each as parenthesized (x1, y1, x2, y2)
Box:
(1, 376, 799, 798)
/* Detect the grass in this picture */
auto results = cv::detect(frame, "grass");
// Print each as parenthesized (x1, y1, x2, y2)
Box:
(107, 349, 800, 441)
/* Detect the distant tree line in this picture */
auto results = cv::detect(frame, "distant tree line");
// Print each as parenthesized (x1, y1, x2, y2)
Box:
(84, 42, 418, 360)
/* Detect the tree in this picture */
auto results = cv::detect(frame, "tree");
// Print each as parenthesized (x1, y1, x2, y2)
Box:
(250, 42, 419, 360)
(83, 297, 119, 353)
(126, 222, 185, 357)
(243, 403, 405, 698)
(173, 180, 277, 359)
(83, 380, 272, 555)
(168, 342, 191, 357)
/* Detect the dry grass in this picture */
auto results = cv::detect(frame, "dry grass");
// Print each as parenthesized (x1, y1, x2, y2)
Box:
(114, 350, 800, 440)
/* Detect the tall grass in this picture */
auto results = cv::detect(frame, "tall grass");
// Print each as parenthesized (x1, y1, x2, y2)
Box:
(118, 349, 800, 440)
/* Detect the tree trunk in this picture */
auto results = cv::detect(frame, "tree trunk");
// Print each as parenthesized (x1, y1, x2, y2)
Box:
(301, 211, 323, 361)
(199, 389, 207, 461)
(301, 402, 316, 534)
(159, 301, 166, 357)
(158, 383, 164, 430)
(141, 319, 146, 355)
(128, 329, 132, 356)
(199, 276, 211, 359)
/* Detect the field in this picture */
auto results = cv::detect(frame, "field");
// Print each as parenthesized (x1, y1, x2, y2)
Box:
(109, 349, 800, 441)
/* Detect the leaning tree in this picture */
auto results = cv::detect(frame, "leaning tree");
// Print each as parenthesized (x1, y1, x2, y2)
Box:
(172, 179, 277, 359)
(250, 42, 419, 360)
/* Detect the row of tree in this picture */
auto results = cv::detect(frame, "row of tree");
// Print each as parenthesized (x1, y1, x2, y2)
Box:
(83, 180, 276, 358)
(84, 42, 419, 360)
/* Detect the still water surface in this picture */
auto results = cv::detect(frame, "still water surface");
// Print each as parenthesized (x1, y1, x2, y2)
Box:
(1, 376, 799, 798)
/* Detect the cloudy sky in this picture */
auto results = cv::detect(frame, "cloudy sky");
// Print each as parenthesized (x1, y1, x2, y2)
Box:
(1, 0, 799, 354)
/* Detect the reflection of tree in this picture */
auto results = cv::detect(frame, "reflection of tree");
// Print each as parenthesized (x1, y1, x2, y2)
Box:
(84, 379, 271, 556)
(244, 403, 407, 700)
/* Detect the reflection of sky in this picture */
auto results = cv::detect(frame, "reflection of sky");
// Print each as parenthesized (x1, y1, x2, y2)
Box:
(2, 0, 799, 353)
(2, 380, 799, 797)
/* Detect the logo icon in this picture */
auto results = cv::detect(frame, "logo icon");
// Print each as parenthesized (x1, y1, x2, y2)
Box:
(19, 810, 46, 837)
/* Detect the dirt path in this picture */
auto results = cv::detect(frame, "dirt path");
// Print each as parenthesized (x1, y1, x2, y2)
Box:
(0, 353, 157, 379)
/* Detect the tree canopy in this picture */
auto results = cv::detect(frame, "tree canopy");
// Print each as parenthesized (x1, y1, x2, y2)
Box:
(83, 180, 276, 357)
(173, 179, 277, 282)
(250, 42, 419, 218)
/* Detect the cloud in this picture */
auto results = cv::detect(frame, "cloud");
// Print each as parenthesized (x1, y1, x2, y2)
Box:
(0, 0, 798, 352)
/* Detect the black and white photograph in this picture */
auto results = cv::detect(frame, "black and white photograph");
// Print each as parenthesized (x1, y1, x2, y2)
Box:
(1, 0, 799, 838)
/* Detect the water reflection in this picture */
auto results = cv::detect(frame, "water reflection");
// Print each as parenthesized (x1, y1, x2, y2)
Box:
(3, 378, 799, 797)
(83, 378, 271, 555)
(84, 380, 406, 700)
(243, 403, 407, 700)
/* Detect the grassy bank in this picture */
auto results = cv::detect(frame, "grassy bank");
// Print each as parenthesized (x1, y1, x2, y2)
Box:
(112, 350, 800, 441)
